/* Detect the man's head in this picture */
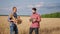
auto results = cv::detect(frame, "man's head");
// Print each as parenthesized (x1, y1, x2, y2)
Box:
(32, 8, 37, 14)
(13, 7, 17, 13)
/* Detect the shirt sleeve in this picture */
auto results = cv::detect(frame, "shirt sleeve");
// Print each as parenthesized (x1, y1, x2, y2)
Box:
(37, 14, 41, 22)
(8, 13, 13, 22)
(37, 14, 41, 28)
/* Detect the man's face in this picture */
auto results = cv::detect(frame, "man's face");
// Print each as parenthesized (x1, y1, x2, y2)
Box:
(13, 8, 17, 13)
(32, 10, 36, 14)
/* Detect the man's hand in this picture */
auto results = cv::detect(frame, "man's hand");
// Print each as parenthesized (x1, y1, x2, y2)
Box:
(9, 20, 15, 22)
(32, 18, 37, 22)
(29, 18, 33, 22)
(29, 18, 37, 22)
(14, 18, 22, 25)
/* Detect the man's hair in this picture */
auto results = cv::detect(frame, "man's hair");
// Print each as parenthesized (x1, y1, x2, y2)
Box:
(13, 7, 16, 10)
(32, 8, 37, 11)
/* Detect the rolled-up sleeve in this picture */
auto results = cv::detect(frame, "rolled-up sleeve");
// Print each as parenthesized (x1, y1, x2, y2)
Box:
(37, 14, 41, 28)
(37, 14, 41, 22)
(8, 13, 13, 22)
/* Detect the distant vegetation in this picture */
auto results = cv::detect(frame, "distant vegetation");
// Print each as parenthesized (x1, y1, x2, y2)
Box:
(41, 12, 60, 18)
(0, 12, 60, 18)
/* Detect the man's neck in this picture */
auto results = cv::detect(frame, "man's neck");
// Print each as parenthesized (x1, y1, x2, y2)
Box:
(33, 12, 36, 14)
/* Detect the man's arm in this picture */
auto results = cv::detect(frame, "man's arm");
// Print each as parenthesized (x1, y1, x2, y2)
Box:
(8, 13, 14, 22)
(37, 14, 41, 22)
(37, 14, 41, 28)
(8, 17, 14, 22)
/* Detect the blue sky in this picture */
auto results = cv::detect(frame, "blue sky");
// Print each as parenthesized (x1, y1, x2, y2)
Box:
(0, 0, 60, 15)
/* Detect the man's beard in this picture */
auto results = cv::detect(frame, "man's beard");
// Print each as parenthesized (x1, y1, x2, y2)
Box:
(33, 12, 36, 14)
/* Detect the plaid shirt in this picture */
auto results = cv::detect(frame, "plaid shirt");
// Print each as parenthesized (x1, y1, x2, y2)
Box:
(30, 13, 41, 28)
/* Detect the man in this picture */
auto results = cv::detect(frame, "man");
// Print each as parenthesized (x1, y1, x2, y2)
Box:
(29, 8, 41, 34)
(8, 7, 18, 34)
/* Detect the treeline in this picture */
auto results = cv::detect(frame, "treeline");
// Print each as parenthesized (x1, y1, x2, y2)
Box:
(41, 12, 60, 18)
(0, 12, 60, 18)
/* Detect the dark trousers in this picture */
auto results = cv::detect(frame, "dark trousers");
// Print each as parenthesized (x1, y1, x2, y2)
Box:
(10, 23, 18, 34)
(29, 28, 39, 34)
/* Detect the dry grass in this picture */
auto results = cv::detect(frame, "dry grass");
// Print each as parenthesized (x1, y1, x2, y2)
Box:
(0, 16, 60, 34)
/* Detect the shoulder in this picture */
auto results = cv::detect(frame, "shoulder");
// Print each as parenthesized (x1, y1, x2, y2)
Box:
(36, 13, 41, 17)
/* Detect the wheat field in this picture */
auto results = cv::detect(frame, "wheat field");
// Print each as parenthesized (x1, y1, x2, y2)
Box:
(0, 16, 60, 34)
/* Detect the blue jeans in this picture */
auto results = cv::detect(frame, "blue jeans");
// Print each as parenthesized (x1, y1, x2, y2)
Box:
(10, 23, 18, 34)
(29, 28, 39, 34)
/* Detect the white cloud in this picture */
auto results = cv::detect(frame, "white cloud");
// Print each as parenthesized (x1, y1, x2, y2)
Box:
(0, 8, 11, 11)
(27, 2, 44, 8)
(48, 3, 57, 7)
(35, 4, 43, 7)
(35, 2, 44, 7)
(27, 5, 34, 8)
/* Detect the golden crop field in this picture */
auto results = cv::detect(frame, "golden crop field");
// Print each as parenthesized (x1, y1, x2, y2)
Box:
(0, 16, 60, 34)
